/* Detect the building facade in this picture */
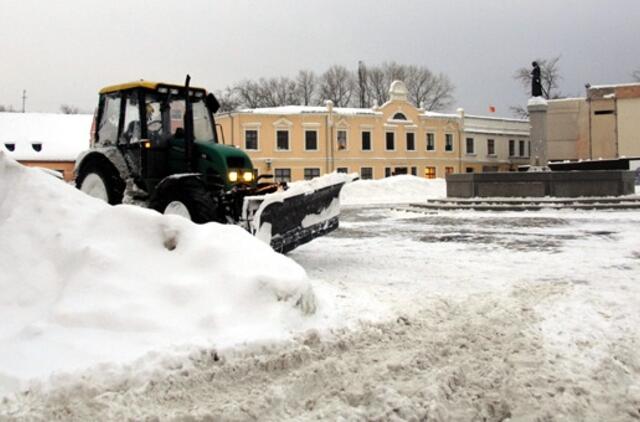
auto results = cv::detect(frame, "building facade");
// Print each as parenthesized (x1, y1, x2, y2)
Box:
(530, 82, 640, 163)
(217, 81, 530, 182)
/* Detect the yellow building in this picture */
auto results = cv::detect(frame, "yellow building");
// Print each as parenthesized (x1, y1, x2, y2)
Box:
(217, 81, 530, 181)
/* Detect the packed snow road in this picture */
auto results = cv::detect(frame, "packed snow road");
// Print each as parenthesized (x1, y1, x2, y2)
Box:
(3, 198, 640, 420)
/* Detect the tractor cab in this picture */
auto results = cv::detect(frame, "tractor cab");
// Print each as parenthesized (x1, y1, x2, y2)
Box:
(94, 81, 255, 193)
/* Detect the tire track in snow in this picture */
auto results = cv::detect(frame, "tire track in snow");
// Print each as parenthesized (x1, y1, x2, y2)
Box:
(8, 282, 635, 421)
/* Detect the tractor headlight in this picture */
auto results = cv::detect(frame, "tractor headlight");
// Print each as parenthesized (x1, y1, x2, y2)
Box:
(242, 171, 254, 182)
(228, 171, 238, 182)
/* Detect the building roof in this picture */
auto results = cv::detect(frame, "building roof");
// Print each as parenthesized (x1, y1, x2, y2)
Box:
(0, 112, 92, 161)
(236, 105, 382, 116)
(589, 82, 640, 90)
(234, 105, 464, 120)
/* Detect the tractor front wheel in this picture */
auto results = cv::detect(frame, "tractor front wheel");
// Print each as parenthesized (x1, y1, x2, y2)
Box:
(76, 160, 125, 205)
(150, 178, 220, 224)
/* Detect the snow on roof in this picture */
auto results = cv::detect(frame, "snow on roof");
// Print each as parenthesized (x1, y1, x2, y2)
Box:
(589, 82, 640, 90)
(235, 106, 520, 123)
(422, 110, 458, 119)
(465, 114, 528, 124)
(238, 105, 381, 116)
(0, 152, 316, 394)
(0, 112, 92, 161)
(463, 128, 529, 137)
(546, 97, 585, 103)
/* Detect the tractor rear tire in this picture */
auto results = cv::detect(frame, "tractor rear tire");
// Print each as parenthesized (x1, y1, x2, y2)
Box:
(76, 159, 125, 205)
(150, 178, 220, 224)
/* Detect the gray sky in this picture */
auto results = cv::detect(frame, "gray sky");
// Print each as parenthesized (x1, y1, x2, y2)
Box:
(1, 0, 639, 116)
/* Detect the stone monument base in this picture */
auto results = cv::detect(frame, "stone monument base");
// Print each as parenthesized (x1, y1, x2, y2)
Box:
(446, 170, 635, 198)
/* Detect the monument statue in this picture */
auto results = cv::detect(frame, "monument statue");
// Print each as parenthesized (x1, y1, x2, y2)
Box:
(531, 61, 542, 97)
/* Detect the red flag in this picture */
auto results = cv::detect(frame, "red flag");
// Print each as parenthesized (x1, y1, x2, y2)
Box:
(489, 105, 496, 113)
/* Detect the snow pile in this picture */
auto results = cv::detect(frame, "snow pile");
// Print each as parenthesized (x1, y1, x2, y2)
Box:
(0, 112, 92, 161)
(0, 152, 316, 395)
(340, 175, 446, 205)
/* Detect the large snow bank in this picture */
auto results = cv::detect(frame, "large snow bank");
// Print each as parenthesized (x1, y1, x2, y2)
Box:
(340, 175, 446, 205)
(0, 152, 315, 395)
(0, 112, 92, 161)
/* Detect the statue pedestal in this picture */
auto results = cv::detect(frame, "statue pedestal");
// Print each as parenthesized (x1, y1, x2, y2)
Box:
(528, 97, 548, 166)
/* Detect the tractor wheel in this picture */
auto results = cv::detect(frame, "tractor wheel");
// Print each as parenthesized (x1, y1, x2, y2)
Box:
(149, 178, 220, 224)
(76, 159, 125, 205)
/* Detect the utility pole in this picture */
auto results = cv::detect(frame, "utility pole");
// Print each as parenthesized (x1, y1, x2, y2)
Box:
(21, 90, 27, 113)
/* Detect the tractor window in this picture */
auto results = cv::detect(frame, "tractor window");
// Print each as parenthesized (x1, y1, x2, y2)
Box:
(120, 94, 141, 144)
(168, 98, 214, 142)
(98, 94, 121, 145)
(145, 98, 164, 143)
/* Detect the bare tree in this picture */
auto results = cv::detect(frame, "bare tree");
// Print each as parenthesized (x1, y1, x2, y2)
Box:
(514, 56, 563, 100)
(404, 66, 454, 110)
(367, 66, 387, 106)
(233, 79, 263, 108)
(296, 70, 316, 106)
(362, 62, 454, 110)
(60, 104, 80, 114)
(511, 56, 563, 118)
(319, 65, 355, 107)
(272, 77, 299, 106)
(632, 68, 640, 82)
(214, 87, 241, 113)
(382, 61, 408, 83)
(509, 105, 530, 119)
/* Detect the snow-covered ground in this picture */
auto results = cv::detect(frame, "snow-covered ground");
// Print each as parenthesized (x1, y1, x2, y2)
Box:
(2, 154, 640, 420)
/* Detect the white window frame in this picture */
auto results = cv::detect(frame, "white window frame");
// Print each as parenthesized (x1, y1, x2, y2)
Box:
(486, 138, 496, 157)
(303, 167, 321, 180)
(444, 132, 455, 153)
(385, 131, 396, 151)
(274, 128, 291, 152)
(244, 128, 260, 151)
(465, 137, 475, 155)
(426, 132, 436, 152)
(274, 167, 291, 183)
(360, 166, 374, 179)
(406, 131, 416, 152)
(304, 129, 319, 151)
(424, 166, 437, 179)
(336, 128, 349, 151)
(360, 130, 373, 151)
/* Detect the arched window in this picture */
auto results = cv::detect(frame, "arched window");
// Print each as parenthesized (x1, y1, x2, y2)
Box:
(392, 112, 407, 120)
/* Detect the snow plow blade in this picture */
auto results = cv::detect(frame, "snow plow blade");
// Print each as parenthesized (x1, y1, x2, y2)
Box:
(244, 173, 356, 253)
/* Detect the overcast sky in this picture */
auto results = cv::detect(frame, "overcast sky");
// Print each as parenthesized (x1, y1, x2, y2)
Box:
(1, 0, 639, 116)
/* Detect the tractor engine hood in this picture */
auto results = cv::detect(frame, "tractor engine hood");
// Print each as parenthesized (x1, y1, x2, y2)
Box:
(195, 141, 254, 187)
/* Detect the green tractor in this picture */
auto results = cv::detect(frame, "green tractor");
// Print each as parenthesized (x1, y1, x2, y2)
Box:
(75, 76, 351, 253)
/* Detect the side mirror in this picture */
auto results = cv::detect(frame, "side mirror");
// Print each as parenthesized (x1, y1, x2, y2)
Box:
(206, 93, 220, 114)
